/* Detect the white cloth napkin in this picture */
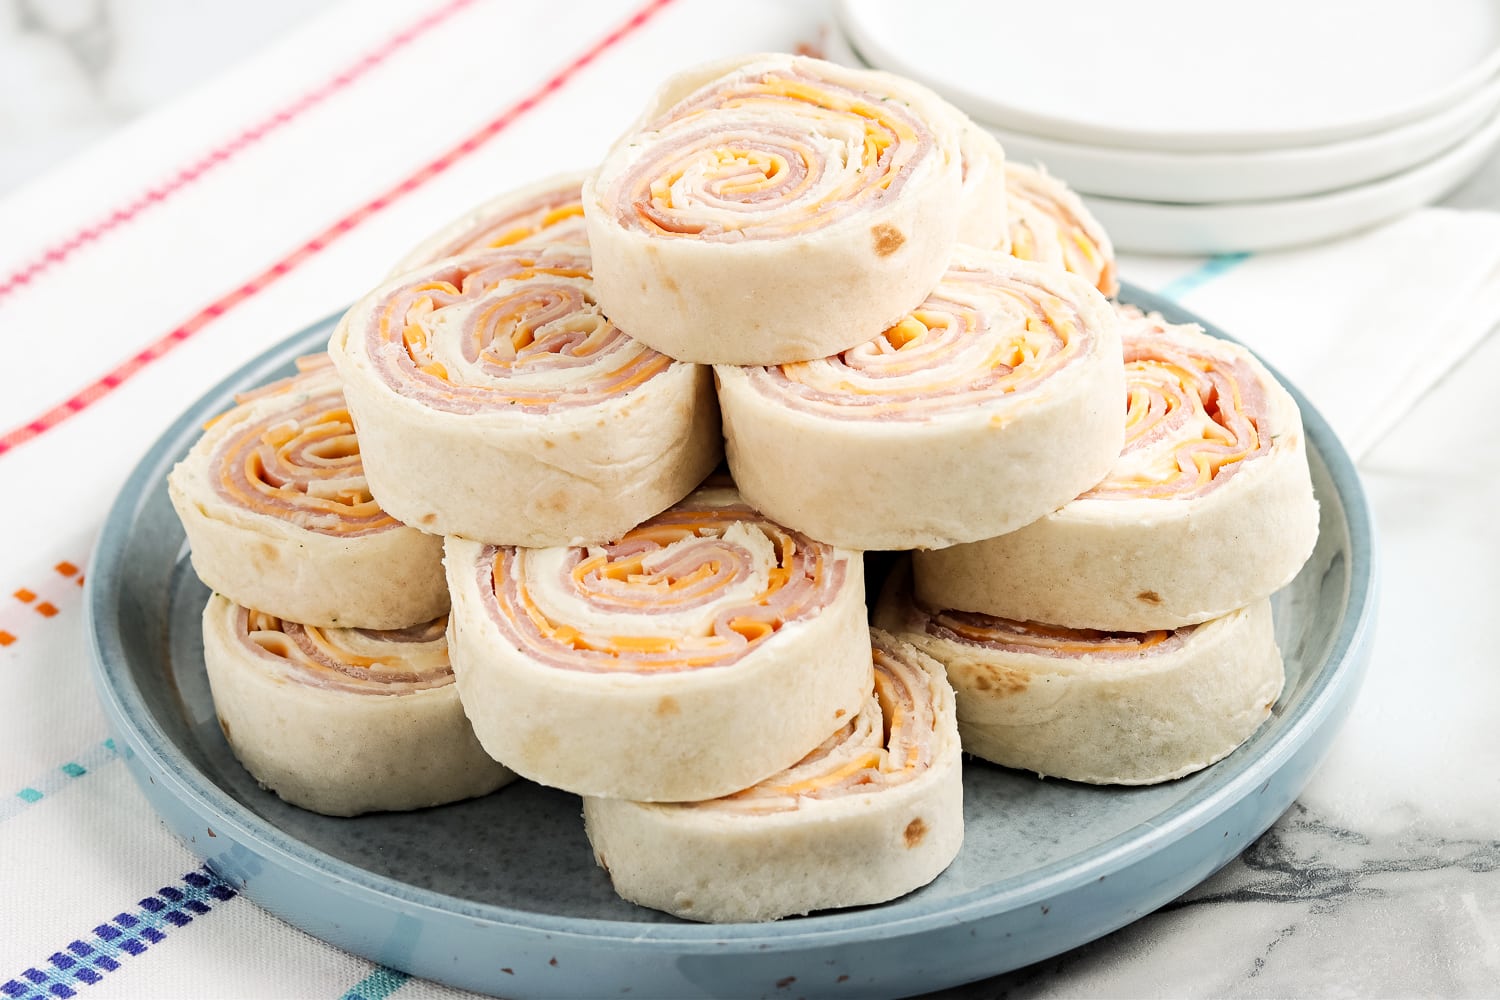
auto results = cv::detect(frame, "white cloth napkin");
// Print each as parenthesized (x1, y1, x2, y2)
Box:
(1, 0, 1498, 997)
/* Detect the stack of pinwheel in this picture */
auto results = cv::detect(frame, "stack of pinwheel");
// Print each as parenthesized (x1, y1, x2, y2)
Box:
(165, 53, 1318, 925)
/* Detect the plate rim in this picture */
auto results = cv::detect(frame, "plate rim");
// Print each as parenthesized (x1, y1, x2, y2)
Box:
(989, 73, 1500, 203)
(1081, 109, 1500, 253)
(835, 0, 1500, 152)
(86, 284, 1377, 954)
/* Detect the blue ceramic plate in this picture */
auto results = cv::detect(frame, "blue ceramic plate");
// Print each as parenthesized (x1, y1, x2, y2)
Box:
(87, 285, 1376, 1000)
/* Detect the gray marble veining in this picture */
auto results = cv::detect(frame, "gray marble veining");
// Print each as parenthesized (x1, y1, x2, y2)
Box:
(944, 801, 1500, 997)
(0, 0, 334, 192)
(15, 0, 114, 84)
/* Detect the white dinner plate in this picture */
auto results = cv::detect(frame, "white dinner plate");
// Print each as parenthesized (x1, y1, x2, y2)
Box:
(1083, 102, 1500, 254)
(836, 0, 1500, 152)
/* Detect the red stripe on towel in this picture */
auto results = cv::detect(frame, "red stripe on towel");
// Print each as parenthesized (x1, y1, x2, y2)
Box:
(0, 0, 675, 459)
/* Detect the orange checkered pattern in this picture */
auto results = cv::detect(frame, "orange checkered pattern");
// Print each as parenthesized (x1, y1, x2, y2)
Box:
(1, 560, 86, 648)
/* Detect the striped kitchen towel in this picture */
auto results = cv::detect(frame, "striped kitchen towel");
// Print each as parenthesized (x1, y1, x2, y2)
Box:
(1, 0, 1497, 995)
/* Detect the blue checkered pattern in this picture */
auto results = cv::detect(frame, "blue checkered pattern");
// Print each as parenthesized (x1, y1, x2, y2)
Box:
(2, 867, 235, 1000)
(1, 740, 121, 824)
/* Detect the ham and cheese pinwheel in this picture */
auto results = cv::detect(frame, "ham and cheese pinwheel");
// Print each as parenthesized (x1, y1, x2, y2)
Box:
(201, 597, 514, 816)
(583, 628, 962, 922)
(328, 245, 720, 547)
(716, 252, 1124, 550)
(621, 55, 1006, 251)
(875, 565, 1283, 785)
(444, 484, 871, 802)
(583, 53, 965, 365)
(958, 124, 1010, 251)
(915, 307, 1318, 629)
(1006, 162, 1117, 297)
(392, 171, 589, 274)
(167, 356, 446, 629)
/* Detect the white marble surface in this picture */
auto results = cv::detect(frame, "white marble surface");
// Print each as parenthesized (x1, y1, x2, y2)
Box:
(3, 4, 1498, 998)
(0, 0, 335, 194)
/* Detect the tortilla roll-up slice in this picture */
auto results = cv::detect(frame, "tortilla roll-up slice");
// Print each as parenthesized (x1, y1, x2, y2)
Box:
(915, 307, 1318, 630)
(201, 596, 514, 816)
(583, 53, 964, 365)
(444, 484, 871, 802)
(716, 252, 1124, 550)
(1006, 162, 1117, 297)
(167, 355, 445, 629)
(875, 565, 1283, 785)
(329, 244, 720, 547)
(583, 628, 962, 922)
(391, 171, 589, 274)
(624, 54, 1006, 254)
(958, 124, 1010, 251)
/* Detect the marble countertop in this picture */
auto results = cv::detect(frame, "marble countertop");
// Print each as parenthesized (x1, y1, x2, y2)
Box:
(3, 3, 1497, 998)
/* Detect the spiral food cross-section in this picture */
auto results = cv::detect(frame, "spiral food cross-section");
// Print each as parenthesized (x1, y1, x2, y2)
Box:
(237, 609, 452, 693)
(443, 486, 871, 801)
(708, 632, 947, 814)
(168, 357, 447, 629)
(365, 247, 673, 413)
(479, 496, 846, 674)
(210, 359, 395, 536)
(394, 172, 588, 274)
(202, 596, 513, 816)
(611, 66, 935, 242)
(1006, 162, 1117, 297)
(1086, 308, 1271, 500)
(330, 244, 720, 547)
(584, 53, 965, 365)
(742, 260, 1093, 420)
(911, 306, 1319, 631)
(717, 251, 1124, 549)
(581, 629, 964, 922)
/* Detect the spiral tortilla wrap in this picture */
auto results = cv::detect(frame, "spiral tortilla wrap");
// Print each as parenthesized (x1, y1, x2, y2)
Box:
(392, 171, 589, 274)
(583, 628, 962, 922)
(201, 596, 514, 816)
(167, 356, 445, 629)
(875, 565, 1283, 785)
(958, 124, 1009, 250)
(1006, 162, 1117, 297)
(329, 245, 720, 547)
(914, 307, 1318, 629)
(627, 55, 1006, 251)
(584, 53, 965, 365)
(444, 485, 872, 801)
(716, 252, 1124, 550)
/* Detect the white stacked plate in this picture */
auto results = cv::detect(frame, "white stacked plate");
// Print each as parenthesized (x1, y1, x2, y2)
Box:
(834, 0, 1500, 254)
